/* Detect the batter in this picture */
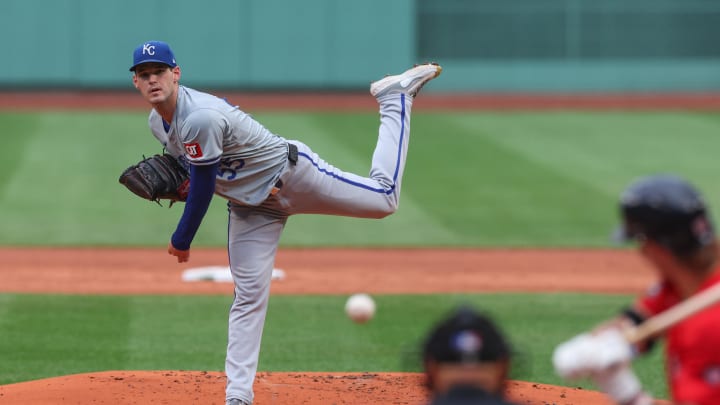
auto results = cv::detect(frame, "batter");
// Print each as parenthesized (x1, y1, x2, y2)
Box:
(553, 175, 720, 405)
(129, 40, 442, 405)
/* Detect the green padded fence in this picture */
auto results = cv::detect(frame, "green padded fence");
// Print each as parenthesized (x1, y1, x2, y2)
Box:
(1, 0, 720, 91)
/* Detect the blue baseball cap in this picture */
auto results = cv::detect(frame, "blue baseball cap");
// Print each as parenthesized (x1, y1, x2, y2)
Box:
(129, 41, 177, 71)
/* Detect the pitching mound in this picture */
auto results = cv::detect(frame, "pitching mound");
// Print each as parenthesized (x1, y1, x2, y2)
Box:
(0, 370, 615, 405)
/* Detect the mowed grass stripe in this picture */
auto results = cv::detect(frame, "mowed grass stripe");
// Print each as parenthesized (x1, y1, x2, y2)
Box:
(407, 114, 613, 245)
(126, 296, 228, 370)
(467, 112, 720, 192)
(1, 111, 720, 247)
(0, 112, 175, 244)
(0, 114, 39, 200)
(0, 294, 132, 384)
(408, 112, 720, 245)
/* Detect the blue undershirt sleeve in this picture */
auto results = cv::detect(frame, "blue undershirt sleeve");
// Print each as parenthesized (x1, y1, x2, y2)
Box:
(170, 162, 218, 250)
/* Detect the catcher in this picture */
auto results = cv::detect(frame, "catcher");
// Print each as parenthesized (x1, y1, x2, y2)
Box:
(422, 305, 519, 405)
(553, 174, 720, 405)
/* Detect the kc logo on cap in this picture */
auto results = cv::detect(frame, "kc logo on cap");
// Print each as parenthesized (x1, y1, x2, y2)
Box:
(142, 43, 157, 55)
(130, 41, 177, 71)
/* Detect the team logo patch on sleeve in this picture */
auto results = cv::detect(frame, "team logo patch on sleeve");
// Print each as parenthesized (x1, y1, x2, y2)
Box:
(184, 142, 203, 158)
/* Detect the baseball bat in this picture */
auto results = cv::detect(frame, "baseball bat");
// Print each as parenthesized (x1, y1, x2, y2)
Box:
(624, 282, 720, 344)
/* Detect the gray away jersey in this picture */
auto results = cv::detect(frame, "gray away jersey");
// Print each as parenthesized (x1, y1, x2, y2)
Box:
(148, 86, 289, 206)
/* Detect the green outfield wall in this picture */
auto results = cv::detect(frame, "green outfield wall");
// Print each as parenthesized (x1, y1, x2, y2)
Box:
(2, 0, 720, 92)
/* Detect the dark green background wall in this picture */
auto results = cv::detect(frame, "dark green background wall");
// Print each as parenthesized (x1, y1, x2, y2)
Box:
(2, 0, 720, 92)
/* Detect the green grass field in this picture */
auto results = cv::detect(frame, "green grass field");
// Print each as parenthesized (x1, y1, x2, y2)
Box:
(0, 293, 667, 397)
(2, 109, 716, 399)
(2, 110, 720, 247)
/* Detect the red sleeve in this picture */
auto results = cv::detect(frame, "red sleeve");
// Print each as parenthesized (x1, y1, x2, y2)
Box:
(667, 304, 720, 405)
(635, 280, 680, 316)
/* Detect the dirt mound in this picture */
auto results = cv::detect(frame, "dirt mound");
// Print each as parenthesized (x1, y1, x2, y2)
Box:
(0, 370, 615, 405)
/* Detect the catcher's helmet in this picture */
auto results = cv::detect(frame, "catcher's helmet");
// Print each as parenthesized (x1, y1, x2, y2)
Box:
(616, 174, 715, 256)
(422, 305, 511, 365)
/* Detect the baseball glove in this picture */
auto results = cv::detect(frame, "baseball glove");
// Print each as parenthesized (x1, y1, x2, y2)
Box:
(119, 154, 190, 206)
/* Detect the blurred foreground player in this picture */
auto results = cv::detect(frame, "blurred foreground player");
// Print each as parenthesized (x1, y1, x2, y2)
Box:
(422, 305, 519, 405)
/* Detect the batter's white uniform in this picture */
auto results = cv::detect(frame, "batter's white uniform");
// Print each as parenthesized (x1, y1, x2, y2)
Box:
(150, 85, 414, 403)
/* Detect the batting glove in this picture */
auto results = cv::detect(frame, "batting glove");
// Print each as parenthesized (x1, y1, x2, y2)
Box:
(591, 364, 654, 405)
(553, 328, 634, 380)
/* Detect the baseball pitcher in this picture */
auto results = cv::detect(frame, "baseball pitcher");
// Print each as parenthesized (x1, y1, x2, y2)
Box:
(125, 40, 441, 405)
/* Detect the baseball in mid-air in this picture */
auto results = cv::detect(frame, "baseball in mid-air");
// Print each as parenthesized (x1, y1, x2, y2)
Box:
(345, 293, 376, 323)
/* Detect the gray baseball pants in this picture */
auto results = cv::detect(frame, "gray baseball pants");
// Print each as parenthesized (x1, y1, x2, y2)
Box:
(225, 93, 413, 403)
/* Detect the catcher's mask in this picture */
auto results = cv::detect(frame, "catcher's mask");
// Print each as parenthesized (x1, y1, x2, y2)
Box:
(615, 174, 715, 257)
